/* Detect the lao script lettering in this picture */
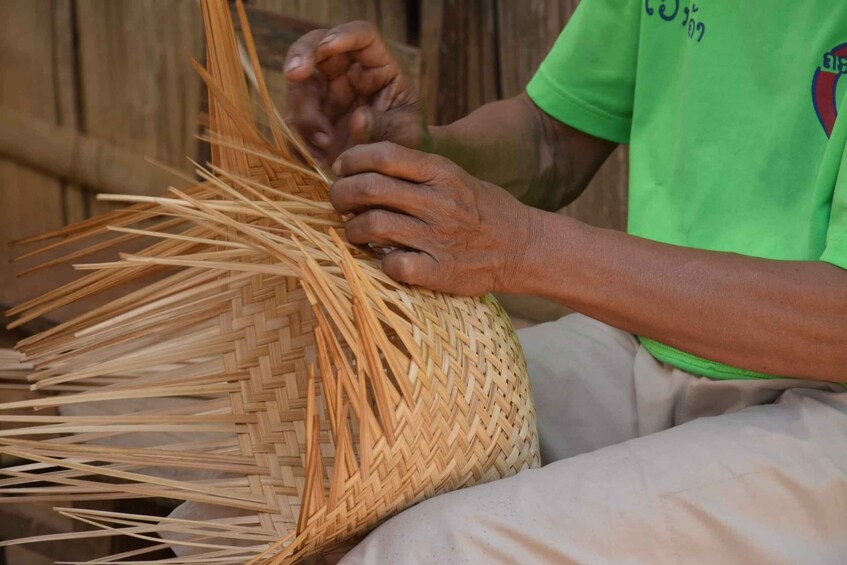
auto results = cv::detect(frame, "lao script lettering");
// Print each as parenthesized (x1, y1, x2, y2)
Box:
(645, 0, 706, 43)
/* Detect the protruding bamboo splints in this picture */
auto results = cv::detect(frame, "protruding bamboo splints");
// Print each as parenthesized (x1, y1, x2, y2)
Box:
(0, 1, 540, 563)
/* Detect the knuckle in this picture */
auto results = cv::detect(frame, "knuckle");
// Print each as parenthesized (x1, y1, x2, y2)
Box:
(357, 173, 384, 200)
(423, 154, 457, 182)
(363, 210, 390, 235)
(437, 156, 461, 177)
(371, 141, 397, 167)
(393, 254, 419, 282)
(428, 153, 451, 168)
(346, 211, 385, 242)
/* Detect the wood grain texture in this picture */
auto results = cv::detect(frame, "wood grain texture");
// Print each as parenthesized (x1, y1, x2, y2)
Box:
(418, 0, 444, 124)
(250, 0, 409, 43)
(0, 106, 194, 197)
(420, 0, 499, 125)
(74, 0, 204, 215)
(0, 0, 66, 315)
(52, 0, 88, 225)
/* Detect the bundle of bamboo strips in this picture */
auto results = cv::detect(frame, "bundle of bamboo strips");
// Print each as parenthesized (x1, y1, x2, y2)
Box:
(0, 1, 540, 563)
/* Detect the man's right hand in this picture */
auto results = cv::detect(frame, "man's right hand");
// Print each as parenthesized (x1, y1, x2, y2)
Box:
(284, 21, 427, 165)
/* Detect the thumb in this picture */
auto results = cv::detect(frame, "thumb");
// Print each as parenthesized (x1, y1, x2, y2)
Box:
(350, 106, 388, 144)
(350, 106, 427, 149)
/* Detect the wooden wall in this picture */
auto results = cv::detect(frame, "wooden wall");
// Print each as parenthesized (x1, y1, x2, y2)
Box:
(0, 0, 204, 326)
(0, 0, 628, 328)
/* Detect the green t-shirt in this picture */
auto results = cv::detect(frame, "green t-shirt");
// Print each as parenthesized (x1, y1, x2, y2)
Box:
(526, 0, 847, 380)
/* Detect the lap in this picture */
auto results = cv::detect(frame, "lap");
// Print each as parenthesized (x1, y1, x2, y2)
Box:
(518, 314, 640, 462)
(342, 385, 847, 564)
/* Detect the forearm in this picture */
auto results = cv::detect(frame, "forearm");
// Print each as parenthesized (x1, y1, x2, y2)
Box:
(515, 210, 847, 381)
(429, 94, 616, 210)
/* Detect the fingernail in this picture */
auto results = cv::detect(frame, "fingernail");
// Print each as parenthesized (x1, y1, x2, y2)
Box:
(312, 131, 331, 147)
(332, 158, 342, 176)
(361, 110, 374, 139)
(284, 55, 302, 73)
(320, 32, 337, 45)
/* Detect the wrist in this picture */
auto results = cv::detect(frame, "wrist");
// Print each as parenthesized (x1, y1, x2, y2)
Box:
(495, 205, 546, 294)
(505, 208, 587, 297)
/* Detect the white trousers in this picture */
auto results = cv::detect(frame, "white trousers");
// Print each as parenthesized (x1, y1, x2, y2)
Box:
(341, 314, 847, 564)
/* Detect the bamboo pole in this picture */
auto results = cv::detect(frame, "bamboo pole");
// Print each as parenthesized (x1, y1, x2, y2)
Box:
(0, 105, 183, 196)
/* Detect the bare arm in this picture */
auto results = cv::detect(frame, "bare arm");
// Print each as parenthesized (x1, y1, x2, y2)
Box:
(518, 213, 847, 381)
(330, 143, 847, 383)
(428, 94, 616, 210)
(285, 22, 847, 383)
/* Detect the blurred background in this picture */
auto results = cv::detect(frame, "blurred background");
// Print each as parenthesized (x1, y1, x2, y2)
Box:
(0, 1, 627, 562)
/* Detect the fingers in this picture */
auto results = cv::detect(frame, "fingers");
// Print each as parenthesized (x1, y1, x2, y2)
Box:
(315, 21, 397, 70)
(287, 75, 334, 149)
(344, 209, 430, 250)
(329, 173, 434, 217)
(284, 29, 327, 80)
(333, 142, 457, 184)
(286, 23, 399, 89)
(348, 106, 375, 144)
(349, 106, 394, 144)
(313, 21, 401, 101)
(381, 249, 439, 287)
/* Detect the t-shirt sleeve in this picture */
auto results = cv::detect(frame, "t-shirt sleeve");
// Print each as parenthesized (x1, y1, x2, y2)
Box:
(526, 0, 641, 144)
(819, 137, 847, 270)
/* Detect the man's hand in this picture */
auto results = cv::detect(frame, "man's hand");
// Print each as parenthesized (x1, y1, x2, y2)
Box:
(330, 142, 536, 296)
(284, 21, 426, 164)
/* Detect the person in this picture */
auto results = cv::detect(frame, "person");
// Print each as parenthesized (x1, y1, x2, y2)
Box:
(283, 1, 847, 563)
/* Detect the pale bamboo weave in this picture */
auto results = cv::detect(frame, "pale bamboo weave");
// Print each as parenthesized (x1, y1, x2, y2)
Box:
(0, 1, 540, 562)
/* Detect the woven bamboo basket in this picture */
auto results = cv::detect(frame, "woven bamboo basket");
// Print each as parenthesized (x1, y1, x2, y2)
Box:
(0, 1, 540, 562)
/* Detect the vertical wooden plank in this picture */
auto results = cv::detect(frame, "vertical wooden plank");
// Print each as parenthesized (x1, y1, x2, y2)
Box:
(252, 0, 378, 29)
(496, 0, 564, 98)
(433, 0, 470, 124)
(375, 0, 410, 43)
(74, 0, 204, 215)
(420, 0, 499, 125)
(0, 0, 66, 313)
(250, 0, 410, 43)
(52, 0, 88, 224)
(418, 0, 444, 124)
(465, 0, 499, 111)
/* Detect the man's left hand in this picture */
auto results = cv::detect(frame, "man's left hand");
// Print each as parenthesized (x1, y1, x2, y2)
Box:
(330, 142, 535, 296)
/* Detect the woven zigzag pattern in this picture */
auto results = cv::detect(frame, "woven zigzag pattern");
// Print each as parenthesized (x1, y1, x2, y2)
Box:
(0, 1, 540, 563)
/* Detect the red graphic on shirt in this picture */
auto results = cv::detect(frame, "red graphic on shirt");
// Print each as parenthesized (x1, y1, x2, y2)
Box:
(812, 43, 847, 138)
